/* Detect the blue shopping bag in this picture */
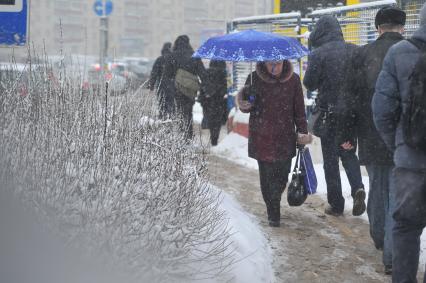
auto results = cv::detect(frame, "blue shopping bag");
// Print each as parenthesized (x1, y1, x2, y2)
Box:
(300, 147, 317, 195)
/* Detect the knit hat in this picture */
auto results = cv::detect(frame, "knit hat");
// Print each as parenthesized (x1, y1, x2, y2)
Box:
(375, 6, 406, 29)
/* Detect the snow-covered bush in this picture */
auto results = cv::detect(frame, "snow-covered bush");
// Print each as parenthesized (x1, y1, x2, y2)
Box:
(0, 57, 234, 282)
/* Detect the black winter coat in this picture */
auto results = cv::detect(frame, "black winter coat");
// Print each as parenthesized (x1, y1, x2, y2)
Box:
(149, 55, 167, 91)
(337, 32, 403, 166)
(199, 64, 227, 128)
(163, 46, 206, 107)
(303, 16, 356, 116)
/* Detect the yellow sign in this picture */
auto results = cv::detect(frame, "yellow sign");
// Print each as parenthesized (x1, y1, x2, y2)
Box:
(274, 0, 280, 14)
(347, 0, 360, 5)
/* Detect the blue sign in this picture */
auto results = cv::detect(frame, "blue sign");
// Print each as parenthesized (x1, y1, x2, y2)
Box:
(94, 0, 113, 17)
(0, 0, 28, 46)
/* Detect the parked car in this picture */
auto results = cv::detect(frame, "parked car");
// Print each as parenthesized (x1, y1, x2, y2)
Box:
(83, 64, 128, 95)
(122, 57, 153, 84)
(110, 61, 139, 90)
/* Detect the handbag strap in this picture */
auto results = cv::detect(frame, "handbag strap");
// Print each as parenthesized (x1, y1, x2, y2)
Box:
(292, 148, 301, 173)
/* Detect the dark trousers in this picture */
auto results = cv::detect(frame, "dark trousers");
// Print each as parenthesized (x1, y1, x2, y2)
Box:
(366, 165, 394, 267)
(176, 96, 194, 140)
(209, 125, 221, 146)
(320, 133, 364, 213)
(392, 167, 426, 283)
(258, 159, 292, 222)
(158, 91, 175, 120)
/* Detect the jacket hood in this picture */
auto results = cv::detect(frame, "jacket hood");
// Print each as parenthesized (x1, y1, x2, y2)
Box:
(173, 35, 194, 55)
(309, 16, 344, 48)
(256, 61, 293, 84)
(161, 42, 172, 56)
(413, 24, 426, 43)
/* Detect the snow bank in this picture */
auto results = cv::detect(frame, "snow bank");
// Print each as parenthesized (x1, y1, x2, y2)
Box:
(211, 132, 258, 170)
(218, 189, 274, 283)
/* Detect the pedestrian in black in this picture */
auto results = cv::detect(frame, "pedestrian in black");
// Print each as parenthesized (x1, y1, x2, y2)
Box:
(199, 60, 227, 146)
(303, 15, 366, 217)
(337, 7, 406, 275)
(148, 42, 173, 119)
(373, 4, 426, 282)
(163, 35, 206, 140)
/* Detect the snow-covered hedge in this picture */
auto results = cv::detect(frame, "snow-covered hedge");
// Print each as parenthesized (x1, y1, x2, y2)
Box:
(0, 59, 234, 281)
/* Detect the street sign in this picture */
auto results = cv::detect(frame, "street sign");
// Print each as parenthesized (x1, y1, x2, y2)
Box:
(93, 0, 113, 17)
(0, 0, 28, 46)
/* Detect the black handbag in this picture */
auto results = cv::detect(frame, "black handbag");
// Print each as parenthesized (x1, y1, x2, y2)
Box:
(308, 105, 328, 137)
(287, 148, 308, 207)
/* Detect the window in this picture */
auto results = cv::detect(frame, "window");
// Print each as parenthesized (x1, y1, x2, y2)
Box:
(0, 0, 22, 12)
(0, 0, 15, 5)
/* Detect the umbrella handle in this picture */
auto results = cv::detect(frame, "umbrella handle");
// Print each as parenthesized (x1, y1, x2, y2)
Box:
(250, 62, 253, 85)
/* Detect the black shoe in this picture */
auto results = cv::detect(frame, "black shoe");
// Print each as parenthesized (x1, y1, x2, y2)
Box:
(353, 189, 366, 216)
(384, 265, 392, 275)
(324, 205, 343, 217)
(268, 220, 280, 227)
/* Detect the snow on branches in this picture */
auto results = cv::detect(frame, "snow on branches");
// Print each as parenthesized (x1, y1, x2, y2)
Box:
(0, 57, 235, 282)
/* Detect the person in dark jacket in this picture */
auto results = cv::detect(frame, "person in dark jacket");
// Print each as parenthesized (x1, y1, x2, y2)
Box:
(373, 4, 426, 282)
(303, 15, 366, 217)
(199, 60, 227, 146)
(337, 7, 406, 275)
(237, 60, 312, 227)
(148, 42, 173, 119)
(163, 35, 206, 140)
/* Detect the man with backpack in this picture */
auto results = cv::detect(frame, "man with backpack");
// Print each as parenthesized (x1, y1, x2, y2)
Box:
(337, 7, 406, 275)
(373, 4, 426, 281)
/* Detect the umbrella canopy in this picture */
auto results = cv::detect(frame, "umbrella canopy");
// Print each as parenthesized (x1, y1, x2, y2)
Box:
(193, 29, 309, 62)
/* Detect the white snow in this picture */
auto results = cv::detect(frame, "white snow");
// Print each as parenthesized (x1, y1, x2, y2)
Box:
(211, 132, 258, 170)
(213, 132, 426, 273)
(309, 0, 396, 17)
(233, 109, 250, 124)
(217, 188, 274, 283)
(193, 102, 203, 124)
(232, 12, 301, 24)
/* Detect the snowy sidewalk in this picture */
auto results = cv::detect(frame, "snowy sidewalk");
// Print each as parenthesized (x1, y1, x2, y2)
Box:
(207, 152, 387, 282)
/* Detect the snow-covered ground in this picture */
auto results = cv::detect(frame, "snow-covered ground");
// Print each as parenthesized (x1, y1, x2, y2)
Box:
(193, 102, 203, 124)
(212, 132, 426, 271)
(218, 188, 274, 283)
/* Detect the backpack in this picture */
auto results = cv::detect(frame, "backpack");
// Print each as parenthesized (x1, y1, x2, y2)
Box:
(174, 68, 200, 100)
(403, 39, 426, 152)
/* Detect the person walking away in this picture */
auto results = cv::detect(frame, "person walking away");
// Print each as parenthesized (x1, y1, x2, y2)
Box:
(373, 4, 426, 282)
(148, 42, 173, 119)
(237, 60, 312, 227)
(163, 35, 206, 140)
(199, 60, 227, 146)
(337, 7, 406, 275)
(303, 15, 366, 217)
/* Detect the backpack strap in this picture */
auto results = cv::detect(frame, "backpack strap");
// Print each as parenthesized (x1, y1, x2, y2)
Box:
(407, 38, 426, 52)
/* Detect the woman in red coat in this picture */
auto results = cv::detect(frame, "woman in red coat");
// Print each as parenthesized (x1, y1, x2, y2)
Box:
(237, 60, 312, 227)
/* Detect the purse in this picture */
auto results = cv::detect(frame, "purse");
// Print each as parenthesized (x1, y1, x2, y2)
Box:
(287, 148, 308, 207)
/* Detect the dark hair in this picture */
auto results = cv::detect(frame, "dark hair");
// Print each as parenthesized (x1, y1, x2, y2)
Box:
(378, 23, 404, 31)
(209, 60, 226, 69)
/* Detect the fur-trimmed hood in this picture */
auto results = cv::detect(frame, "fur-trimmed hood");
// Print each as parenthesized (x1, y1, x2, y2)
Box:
(255, 60, 293, 84)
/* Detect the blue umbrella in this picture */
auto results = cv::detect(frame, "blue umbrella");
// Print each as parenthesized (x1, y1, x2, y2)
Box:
(193, 29, 309, 62)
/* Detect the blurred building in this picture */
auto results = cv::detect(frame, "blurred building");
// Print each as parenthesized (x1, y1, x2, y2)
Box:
(0, 0, 273, 62)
